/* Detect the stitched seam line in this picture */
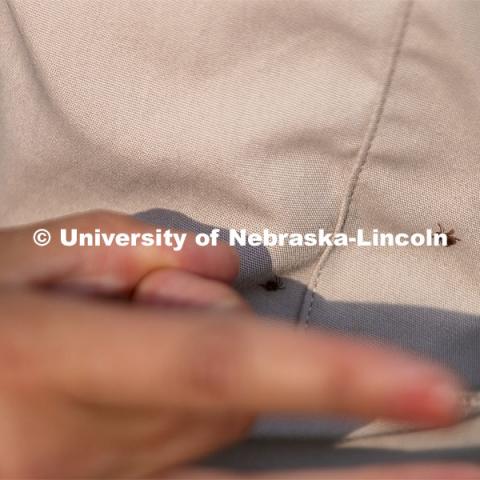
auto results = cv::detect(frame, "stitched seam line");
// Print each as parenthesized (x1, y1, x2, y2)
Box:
(301, 0, 414, 327)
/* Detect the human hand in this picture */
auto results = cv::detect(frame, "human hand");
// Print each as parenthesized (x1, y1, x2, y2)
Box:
(0, 211, 474, 478)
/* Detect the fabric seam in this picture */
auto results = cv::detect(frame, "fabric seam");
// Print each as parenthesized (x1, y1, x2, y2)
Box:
(301, 0, 414, 327)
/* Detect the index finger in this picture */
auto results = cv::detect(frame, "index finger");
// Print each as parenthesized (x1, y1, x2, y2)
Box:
(9, 289, 463, 427)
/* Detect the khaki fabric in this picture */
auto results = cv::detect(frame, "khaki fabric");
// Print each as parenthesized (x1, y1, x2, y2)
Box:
(1, 0, 479, 467)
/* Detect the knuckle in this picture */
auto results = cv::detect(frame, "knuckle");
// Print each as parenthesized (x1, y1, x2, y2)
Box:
(319, 358, 353, 412)
(185, 322, 246, 404)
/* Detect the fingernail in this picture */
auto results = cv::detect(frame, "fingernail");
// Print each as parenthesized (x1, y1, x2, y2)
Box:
(207, 299, 249, 312)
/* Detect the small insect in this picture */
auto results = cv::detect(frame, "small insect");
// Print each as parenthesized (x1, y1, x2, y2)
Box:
(433, 223, 461, 247)
(259, 275, 285, 291)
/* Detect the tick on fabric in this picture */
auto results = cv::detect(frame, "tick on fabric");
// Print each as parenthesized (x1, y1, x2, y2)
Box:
(434, 223, 461, 247)
(260, 276, 285, 291)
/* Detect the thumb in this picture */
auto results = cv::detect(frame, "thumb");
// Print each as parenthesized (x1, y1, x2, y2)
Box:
(0, 210, 238, 295)
(134, 268, 249, 311)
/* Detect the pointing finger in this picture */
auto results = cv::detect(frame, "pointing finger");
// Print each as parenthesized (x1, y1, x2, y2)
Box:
(6, 289, 463, 426)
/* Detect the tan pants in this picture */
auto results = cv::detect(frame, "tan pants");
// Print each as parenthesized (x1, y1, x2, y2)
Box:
(1, 0, 479, 467)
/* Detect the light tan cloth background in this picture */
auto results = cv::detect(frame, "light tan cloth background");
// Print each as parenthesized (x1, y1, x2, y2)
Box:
(1, 0, 479, 468)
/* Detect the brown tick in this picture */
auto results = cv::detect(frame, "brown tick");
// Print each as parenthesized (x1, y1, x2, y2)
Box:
(434, 223, 461, 247)
(260, 275, 285, 291)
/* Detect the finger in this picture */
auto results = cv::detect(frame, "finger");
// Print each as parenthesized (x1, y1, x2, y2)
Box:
(6, 289, 464, 426)
(0, 210, 238, 293)
(168, 463, 480, 479)
(133, 269, 249, 311)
